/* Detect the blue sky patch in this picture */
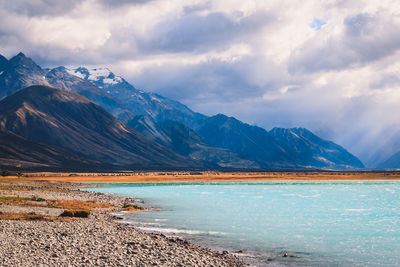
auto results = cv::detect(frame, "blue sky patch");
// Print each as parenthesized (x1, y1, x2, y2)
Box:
(310, 18, 326, 30)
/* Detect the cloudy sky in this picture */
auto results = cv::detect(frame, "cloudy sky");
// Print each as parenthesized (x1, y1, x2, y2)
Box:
(1, 0, 400, 162)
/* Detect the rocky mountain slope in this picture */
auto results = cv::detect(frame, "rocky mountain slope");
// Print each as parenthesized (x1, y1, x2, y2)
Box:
(0, 54, 9, 72)
(157, 119, 259, 168)
(68, 67, 206, 129)
(0, 130, 107, 170)
(0, 53, 49, 99)
(195, 114, 293, 168)
(126, 116, 258, 168)
(0, 86, 200, 169)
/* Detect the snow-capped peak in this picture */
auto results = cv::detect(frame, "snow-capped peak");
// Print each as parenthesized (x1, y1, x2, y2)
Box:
(67, 67, 124, 88)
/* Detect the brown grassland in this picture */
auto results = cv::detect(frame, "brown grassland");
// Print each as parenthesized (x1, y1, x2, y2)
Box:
(4, 171, 400, 183)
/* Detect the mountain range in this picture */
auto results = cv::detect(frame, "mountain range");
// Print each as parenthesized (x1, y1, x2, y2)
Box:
(0, 52, 367, 170)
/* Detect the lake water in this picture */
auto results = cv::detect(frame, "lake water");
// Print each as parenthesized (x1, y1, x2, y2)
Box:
(85, 181, 400, 266)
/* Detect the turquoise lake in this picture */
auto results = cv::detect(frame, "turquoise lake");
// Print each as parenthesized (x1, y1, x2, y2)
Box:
(85, 181, 400, 266)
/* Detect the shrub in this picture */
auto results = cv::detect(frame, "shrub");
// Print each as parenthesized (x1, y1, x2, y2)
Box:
(59, 209, 90, 218)
(122, 203, 144, 211)
(0, 169, 13, 177)
(30, 196, 45, 202)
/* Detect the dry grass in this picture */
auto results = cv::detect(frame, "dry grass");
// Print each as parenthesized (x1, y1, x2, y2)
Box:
(51, 199, 112, 210)
(16, 171, 400, 183)
(0, 196, 112, 211)
(0, 184, 31, 191)
(0, 211, 75, 222)
(0, 176, 27, 182)
(0, 196, 32, 204)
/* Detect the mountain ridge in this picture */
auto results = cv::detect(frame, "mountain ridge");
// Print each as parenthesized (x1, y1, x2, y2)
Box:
(0, 52, 365, 170)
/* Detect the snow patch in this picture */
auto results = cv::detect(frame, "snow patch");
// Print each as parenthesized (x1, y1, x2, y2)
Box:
(80, 67, 124, 86)
(103, 78, 119, 85)
(66, 68, 85, 79)
(87, 68, 112, 81)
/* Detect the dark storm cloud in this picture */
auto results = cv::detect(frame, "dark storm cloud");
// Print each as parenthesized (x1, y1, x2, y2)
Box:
(128, 55, 286, 107)
(138, 11, 272, 53)
(288, 12, 400, 74)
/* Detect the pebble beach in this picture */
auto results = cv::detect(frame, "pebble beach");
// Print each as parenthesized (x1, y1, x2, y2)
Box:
(0, 180, 243, 267)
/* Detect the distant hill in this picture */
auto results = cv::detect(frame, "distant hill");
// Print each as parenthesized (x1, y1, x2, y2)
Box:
(365, 127, 400, 168)
(376, 152, 400, 169)
(127, 116, 259, 168)
(196, 114, 292, 168)
(270, 128, 364, 169)
(0, 86, 201, 169)
(193, 114, 364, 169)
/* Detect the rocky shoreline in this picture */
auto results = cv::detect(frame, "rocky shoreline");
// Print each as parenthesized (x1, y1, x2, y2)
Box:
(0, 180, 243, 266)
